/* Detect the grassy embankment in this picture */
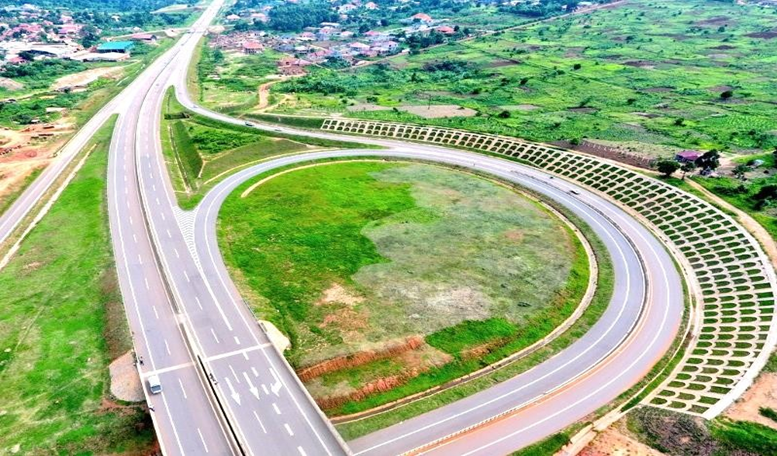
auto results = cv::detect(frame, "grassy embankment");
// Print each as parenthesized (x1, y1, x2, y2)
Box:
(160, 87, 370, 208)
(266, 0, 777, 158)
(0, 116, 154, 454)
(217, 160, 613, 431)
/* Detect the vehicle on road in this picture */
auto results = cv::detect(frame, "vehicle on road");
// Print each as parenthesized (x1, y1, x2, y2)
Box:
(147, 375, 163, 394)
(244, 121, 252, 127)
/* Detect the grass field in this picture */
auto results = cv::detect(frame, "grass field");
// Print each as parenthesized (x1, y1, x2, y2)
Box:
(0, 117, 153, 454)
(218, 160, 590, 412)
(267, 0, 777, 157)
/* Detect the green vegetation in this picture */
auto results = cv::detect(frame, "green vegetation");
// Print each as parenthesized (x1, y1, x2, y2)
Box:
(764, 350, 777, 373)
(511, 432, 570, 456)
(336, 193, 613, 439)
(0, 116, 153, 454)
(759, 407, 777, 424)
(711, 420, 777, 456)
(219, 160, 593, 416)
(194, 40, 284, 111)
(268, 0, 777, 156)
(160, 88, 371, 208)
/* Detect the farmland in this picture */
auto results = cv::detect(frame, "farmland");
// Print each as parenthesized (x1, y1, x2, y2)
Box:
(217, 160, 591, 413)
(267, 0, 777, 157)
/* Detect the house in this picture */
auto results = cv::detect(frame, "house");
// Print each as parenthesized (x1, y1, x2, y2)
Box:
(349, 41, 370, 54)
(96, 41, 134, 54)
(364, 2, 379, 9)
(242, 40, 263, 54)
(436, 25, 455, 34)
(411, 13, 433, 24)
(58, 24, 81, 35)
(225, 14, 240, 21)
(364, 30, 386, 41)
(130, 33, 157, 42)
(298, 31, 316, 41)
(675, 150, 703, 163)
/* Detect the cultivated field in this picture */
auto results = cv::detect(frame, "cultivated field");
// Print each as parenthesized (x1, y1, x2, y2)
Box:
(269, 0, 777, 157)
(218, 161, 588, 412)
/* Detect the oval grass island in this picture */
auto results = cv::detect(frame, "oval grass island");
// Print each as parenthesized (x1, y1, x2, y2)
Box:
(216, 160, 596, 416)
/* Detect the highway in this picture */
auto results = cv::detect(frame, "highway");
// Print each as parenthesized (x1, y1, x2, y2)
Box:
(0, 0, 685, 453)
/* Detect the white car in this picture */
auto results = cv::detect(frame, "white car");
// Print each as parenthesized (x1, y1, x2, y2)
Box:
(147, 375, 163, 394)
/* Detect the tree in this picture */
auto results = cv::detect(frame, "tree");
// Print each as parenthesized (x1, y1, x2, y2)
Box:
(656, 159, 680, 177)
(681, 161, 697, 180)
(696, 150, 721, 171)
(733, 164, 750, 180)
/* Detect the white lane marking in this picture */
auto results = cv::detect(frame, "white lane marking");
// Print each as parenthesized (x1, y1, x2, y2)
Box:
(210, 328, 220, 344)
(261, 384, 269, 395)
(166, 229, 172, 238)
(129, 216, 133, 225)
(124, 187, 128, 195)
(141, 362, 194, 378)
(197, 428, 209, 453)
(225, 377, 241, 405)
(272, 403, 281, 415)
(269, 368, 282, 396)
(178, 378, 188, 399)
(153, 306, 159, 319)
(243, 351, 249, 360)
(203, 344, 270, 362)
(152, 184, 156, 192)
(251, 367, 259, 377)
(234, 336, 240, 345)
(183, 270, 190, 283)
(252, 411, 267, 433)
(298, 447, 307, 456)
(161, 212, 166, 221)
(164, 339, 171, 355)
(132, 233, 137, 243)
(244, 371, 260, 399)
(195, 296, 203, 310)
(144, 277, 150, 290)
(174, 248, 180, 258)
(284, 423, 294, 436)
(229, 365, 240, 383)
(137, 254, 143, 265)
(156, 198, 160, 206)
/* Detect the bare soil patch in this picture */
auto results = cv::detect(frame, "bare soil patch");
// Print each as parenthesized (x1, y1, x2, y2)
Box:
(51, 66, 124, 91)
(582, 421, 665, 456)
(624, 60, 657, 69)
(746, 30, 777, 39)
(725, 372, 777, 430)
(486, 58, 520, 68)
(108, 351, 143, 402)
(317, 283, 365, 306)
(0, 77, 23, 91)
(347, 103, 391, 112)
(400, 104, 477, 118)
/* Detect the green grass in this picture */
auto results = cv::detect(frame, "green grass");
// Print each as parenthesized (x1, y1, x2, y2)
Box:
(218, 159, 600, 419)
(335, 193, 613, 439)
(759, 407, 777, 424)
(711, 419, 777, 455)
(0, 116, 153, 454)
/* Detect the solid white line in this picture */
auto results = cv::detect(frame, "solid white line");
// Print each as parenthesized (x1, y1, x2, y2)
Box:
(229, 365, 240, 383)
(197, 428, 209, 453)
(252, 411, 267, 434)
(178, 378, 188, 399)
(204, 344, 269, 362)
(285, 423, 294, 436)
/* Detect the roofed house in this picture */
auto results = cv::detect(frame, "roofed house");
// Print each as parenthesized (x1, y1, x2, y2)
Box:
(436, 25, 455, 34)
(675, 150, 703, 163)
(242, 40, 263, 54)
(97, 41, 134, 54)
(130, 33, 157, 42)
(411, 13, 433, 24)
